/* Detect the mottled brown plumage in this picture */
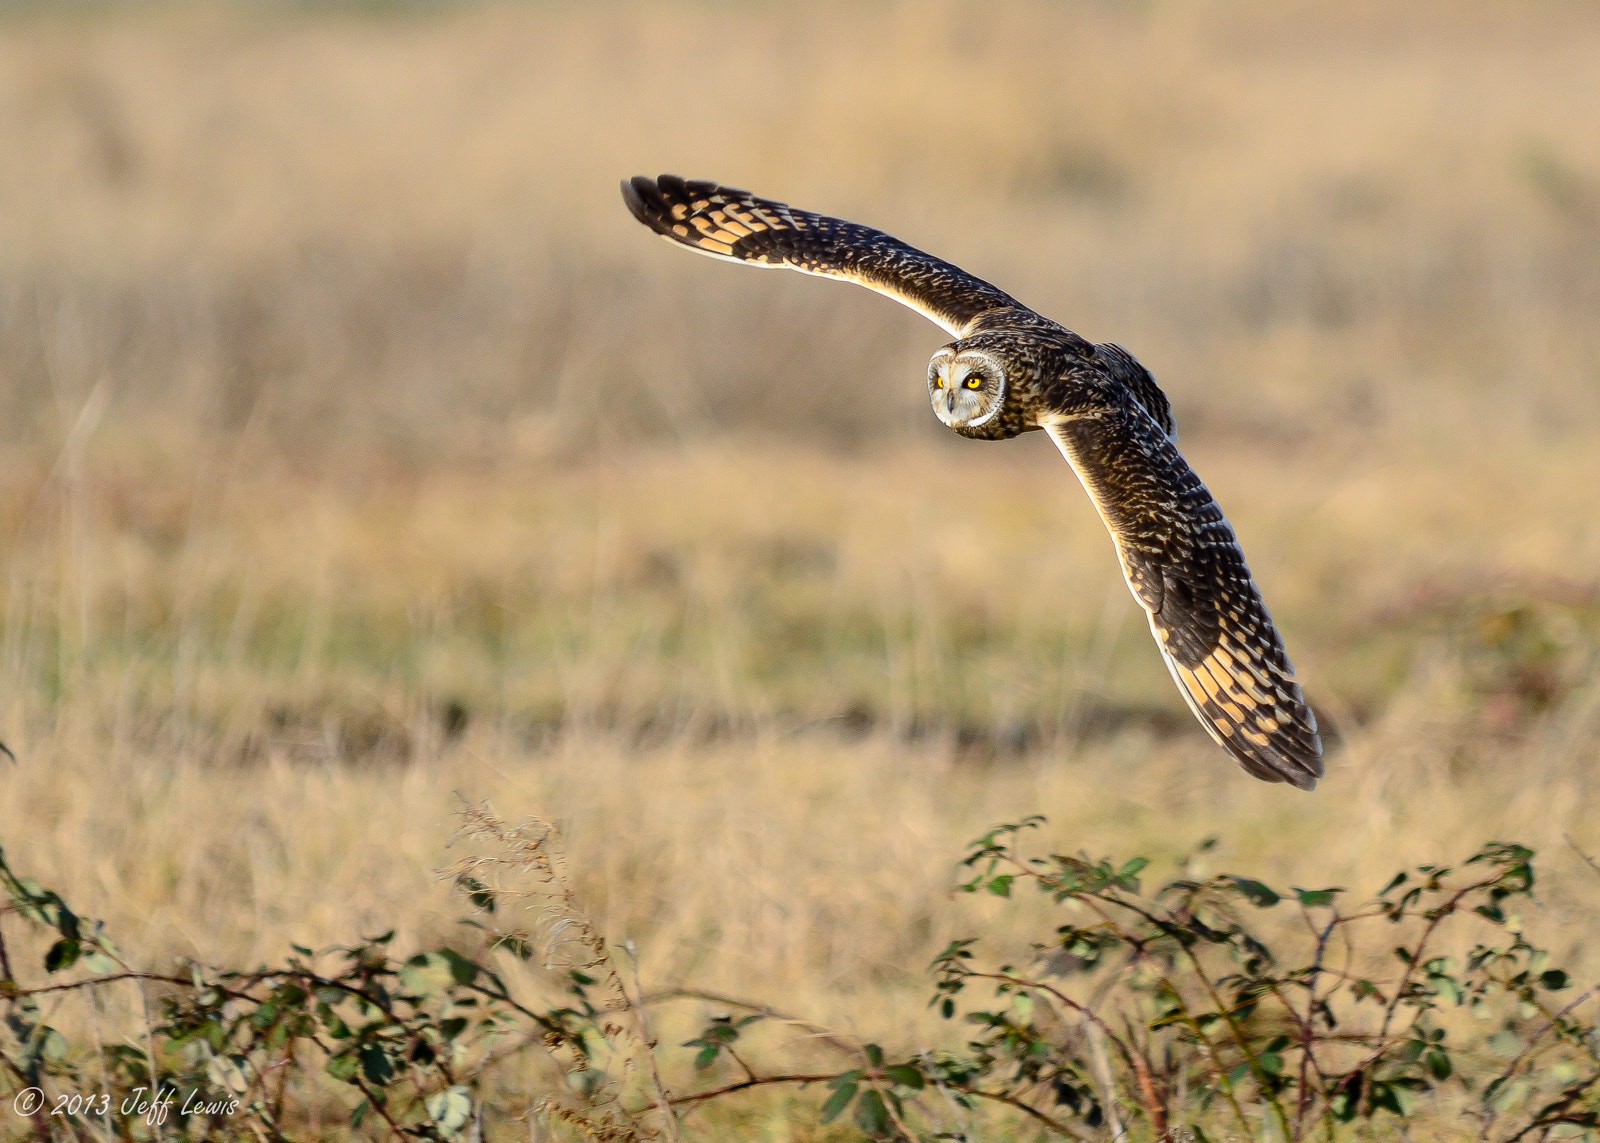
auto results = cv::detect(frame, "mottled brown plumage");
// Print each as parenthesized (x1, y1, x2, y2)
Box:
(622, 174, 1323, 789)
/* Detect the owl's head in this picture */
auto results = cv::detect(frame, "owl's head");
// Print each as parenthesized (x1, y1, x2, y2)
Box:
(928, 344, 1008, 432)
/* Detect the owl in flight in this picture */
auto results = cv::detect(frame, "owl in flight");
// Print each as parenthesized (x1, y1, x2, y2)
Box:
(622, 175, 1322, 789)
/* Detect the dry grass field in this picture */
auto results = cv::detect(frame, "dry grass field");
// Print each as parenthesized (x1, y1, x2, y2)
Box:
(3, 1, 1600, 1138)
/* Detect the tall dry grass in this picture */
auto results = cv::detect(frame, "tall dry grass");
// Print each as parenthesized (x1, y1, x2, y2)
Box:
(2, 1, 1600, 1135)
(2, 1, 1598, 450)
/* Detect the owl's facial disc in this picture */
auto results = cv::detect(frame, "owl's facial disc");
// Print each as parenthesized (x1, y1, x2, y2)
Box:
(928, 349, 1004, 429)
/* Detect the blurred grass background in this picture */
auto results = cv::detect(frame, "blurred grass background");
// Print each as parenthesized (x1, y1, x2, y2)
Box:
(2, 0, 1600, 1131)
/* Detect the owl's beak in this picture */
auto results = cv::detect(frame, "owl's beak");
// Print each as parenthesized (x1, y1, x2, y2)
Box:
(946, 391, 956, 414)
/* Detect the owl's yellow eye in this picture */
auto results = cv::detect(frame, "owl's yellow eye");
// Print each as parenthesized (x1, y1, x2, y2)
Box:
(932, 376, 945, 389)
(965, 376, 983, 390)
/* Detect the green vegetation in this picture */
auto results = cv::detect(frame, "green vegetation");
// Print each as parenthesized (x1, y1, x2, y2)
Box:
(6, 811, 1599, 1140)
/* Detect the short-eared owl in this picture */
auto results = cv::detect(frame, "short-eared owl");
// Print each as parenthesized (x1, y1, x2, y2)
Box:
(622, 175, 1323, 790)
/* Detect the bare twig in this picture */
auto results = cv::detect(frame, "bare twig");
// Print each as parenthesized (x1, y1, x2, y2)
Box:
(962, 1087, 1093, 1142)
(0, 911, 14, 985)
(667, 1071, 1092, 1142)
(1121, 1015, 1168, 1140)
(1475, 990, 1596, 1142)
(133, 980, 165, 1143)
(0, 1049, 57, 1140)
(1374, 875, 1500, 1053)
(353, 1076, 410, 1142)
(1500, 1068, 1600, 1143)
(641, 987, 857, 1054)
(663, 1072, 840, 1107)
(1565, 835, 1600, 883)
(622, 941, 679, 1143)
(1083, 1018, 1127, 1140)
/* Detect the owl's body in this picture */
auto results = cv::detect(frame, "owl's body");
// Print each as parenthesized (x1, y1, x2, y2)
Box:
(623, 175, 1323, 790)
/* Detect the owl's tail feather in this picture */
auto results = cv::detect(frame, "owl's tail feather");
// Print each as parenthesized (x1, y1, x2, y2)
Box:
(621, 175, 1020, 336)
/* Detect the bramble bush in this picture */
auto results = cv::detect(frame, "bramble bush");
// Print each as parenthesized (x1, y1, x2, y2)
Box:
(3, 805, 1598, 1141)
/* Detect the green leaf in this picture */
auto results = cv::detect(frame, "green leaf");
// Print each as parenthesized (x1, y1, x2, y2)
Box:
(1370, 1081, 1399, 1115)
(1329, 1071, 1363, 1122)
(1351, 978, 1385, 1003)
(1487, 1030, 1523, 1058)
(819, 1081, 857, 1124)
(40, 1028, 69, 1061)
(864, 1043, 884, 1067)
(1370, 1079, 1418, 1116)
(400, 953, 453, 999)
(325, 1052, 360, 1082)
(1115, 857, 1148, 889)
(1294, 886, 1342, 908)
(207, 1054, 251, 1095)
(694, 1045, 718, 1070)
(1540, 969, 1570, 990)
(1227, 877, 1280, 908)
(1391, 1083, 1419, 1116)
(1485, 1075, 1526, 1111)
(455, 875, 496, 913)
(884, 1064, 925, 1091)
(359, 1043, 394, 1086)
(440, 949, 480, 986)
(987, 875, 1013, 898)
(854, 1089, 891, 1137)
(350, 1098, 369, 1128)
(44, 939, 80, 973)
(427, 1086, 474, 1136)
(82, 950, 119, 974)
(1425, 1048, 1452, 1080)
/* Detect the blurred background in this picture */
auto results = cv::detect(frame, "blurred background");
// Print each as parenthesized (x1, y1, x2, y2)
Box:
(2, 0, 1599, 1092)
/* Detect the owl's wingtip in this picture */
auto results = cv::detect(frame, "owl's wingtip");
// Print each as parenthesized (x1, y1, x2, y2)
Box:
(622, 174, 709, 237)
(1285, 762, 1321, 792)
(1216, 706, 1323, 791)
(1236, 748, 1321, 791)
(620, 175, 659, 226)
(1275, 735, 1325, 792)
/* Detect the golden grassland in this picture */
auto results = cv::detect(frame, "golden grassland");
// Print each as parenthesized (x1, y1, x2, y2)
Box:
(2, 1, 1600, 1137)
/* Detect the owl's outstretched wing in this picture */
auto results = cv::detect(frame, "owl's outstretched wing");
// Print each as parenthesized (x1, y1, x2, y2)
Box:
(622, 175, 1023, 337)
(1046, 406, 1323, 789)
(1093, 343, 1176, 442)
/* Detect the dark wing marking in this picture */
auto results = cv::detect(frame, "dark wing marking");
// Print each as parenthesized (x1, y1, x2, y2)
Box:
(621, 175, 1024, 337)
(1046, 406, 1322, 788)
(1094, 342, 1176, 441)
